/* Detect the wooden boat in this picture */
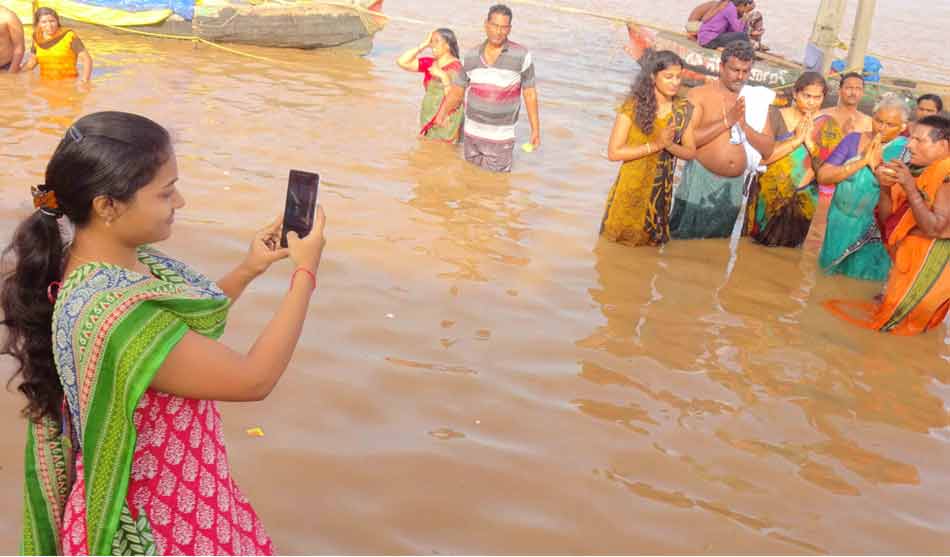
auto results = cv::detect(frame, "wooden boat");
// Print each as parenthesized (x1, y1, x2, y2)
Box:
(8, 0, 386, 50)
(625, 23, 950, 111)
(169, 0, 385, 50)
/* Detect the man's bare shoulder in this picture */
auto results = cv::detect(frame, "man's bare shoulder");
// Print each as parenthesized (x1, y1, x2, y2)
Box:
(820, 107, 843, 121)
(687, 82, 720, 103)
(0, 6, 22, 25)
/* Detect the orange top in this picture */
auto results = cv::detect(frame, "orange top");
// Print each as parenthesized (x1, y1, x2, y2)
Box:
(34, 29, 79, 79)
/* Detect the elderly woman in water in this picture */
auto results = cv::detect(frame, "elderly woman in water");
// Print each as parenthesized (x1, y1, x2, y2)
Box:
(21, 7, 92, 83)
(396, 29, 464, 143)
(817, 93, 910, 281)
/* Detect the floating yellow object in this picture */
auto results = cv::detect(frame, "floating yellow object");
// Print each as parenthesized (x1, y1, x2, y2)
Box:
(246, 427, 265, 437)
(521, 143, 535, 153)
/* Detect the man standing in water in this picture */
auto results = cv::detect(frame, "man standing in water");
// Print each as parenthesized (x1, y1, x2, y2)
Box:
(670, 40, 775, 239)
(821, 72, 872, 134)
(0, 5, 24, 73)
(446, 4, 541, 172)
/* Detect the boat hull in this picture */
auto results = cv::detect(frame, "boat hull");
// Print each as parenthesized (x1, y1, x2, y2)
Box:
(190, 2, 383, 50)
(10, 0, 385, 50)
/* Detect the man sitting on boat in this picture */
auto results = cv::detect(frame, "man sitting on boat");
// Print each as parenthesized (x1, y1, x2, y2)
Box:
(687, 0, 767, 51)
(697, 0, 755, 50)
(826, 115, 950, 335)
(670, 40, 776, 239)
(0, 5, 24, 73)
(685, 1, 728, 40)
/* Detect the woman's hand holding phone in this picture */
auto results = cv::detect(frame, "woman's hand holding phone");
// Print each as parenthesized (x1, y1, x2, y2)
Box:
(286, 205, 327, 274)
(243, 217, 291, 277)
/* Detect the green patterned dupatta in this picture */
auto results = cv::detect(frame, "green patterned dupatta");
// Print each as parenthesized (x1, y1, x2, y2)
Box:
(22, 247, 230, 556)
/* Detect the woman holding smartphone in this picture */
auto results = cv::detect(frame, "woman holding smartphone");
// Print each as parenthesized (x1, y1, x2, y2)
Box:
(3, 111, 325, 555)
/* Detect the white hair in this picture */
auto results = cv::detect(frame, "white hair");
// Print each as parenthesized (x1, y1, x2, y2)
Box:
(873, 93, 911, 121)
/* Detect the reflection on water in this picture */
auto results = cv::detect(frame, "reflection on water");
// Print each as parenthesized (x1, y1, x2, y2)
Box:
(1, 0, 950, 553)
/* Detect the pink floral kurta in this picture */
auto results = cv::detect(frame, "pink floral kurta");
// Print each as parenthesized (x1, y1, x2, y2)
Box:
(61, 389, 275, 555)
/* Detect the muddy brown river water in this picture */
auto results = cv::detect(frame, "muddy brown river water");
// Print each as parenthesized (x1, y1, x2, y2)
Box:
(1, 0, 949, 553)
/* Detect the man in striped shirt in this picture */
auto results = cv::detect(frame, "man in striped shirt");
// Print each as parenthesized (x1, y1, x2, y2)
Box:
(445, 4, 541, 172)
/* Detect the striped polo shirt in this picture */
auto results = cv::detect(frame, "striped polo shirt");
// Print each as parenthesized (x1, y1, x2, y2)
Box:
(455, 40, 536, 143)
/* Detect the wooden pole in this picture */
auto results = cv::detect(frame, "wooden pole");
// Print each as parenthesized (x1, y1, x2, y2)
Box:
(806, 0, 847, 74)
(847, 0, 877, 73)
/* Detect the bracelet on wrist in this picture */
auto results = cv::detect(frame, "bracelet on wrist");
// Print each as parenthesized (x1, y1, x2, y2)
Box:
(290, 266, 317, 291)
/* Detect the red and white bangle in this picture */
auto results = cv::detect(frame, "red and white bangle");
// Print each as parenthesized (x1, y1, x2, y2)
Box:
(290, 267, 317, 290)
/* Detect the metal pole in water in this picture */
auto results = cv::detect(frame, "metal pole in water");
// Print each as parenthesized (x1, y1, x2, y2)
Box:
(846, 0, 877, 73)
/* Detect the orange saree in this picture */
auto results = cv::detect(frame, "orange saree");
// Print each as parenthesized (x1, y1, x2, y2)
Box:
(825, 157, 950, 335)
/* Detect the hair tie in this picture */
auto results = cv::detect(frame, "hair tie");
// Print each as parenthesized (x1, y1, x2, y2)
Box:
(47, 281, 61, 304)
(67, 126, 84, 143)
(31, 185, 64, 219)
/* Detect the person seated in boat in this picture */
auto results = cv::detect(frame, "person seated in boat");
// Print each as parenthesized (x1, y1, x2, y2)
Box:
(825, 115, 950, 335)
(21, 7, 92, 83)
(670, 40, 775, 240)
(817, 93, 909, 281)
(688, 0, 767, 51)
(397, 29, 464, 143)
(697, 0, 755, 50)
(0, 5, 24, 73)
(820, 72, 871, 135)
(601, 50, 698, 246)
(742, 2, 768, 52)
(685, 0, 729, 41)
(746, 71, 843, 247)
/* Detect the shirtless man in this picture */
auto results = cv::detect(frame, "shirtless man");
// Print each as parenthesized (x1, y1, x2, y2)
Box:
(670, 40, 775, 239)
(821, 72, 872, 134)
(0, 6, 24, 73)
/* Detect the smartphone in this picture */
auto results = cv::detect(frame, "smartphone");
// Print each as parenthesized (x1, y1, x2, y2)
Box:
(899, 144, 912, 165)
(280, 170, 320, 248)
